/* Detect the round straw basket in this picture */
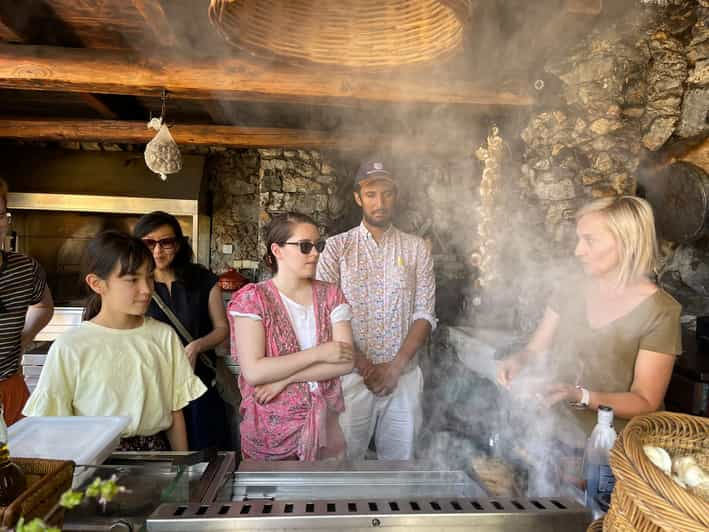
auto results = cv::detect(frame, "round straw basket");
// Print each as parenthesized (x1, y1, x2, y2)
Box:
(587, 517, 604, 531)
(208, 0, 475, 70)
(605, 412, 709, 531)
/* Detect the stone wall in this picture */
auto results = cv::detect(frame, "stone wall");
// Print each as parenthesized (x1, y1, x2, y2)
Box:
(206, 148, 349, 277)
(677, 0, 709, 138)
(206, 149, 261, 275)
(258, 148, 351, 268)
(512, 2, 709, 327)
(520, 3, 699, 241)
(205, 146, 479, 323)
(391, 156, 478, 324)
(521, 15, 657, 248)
(660, 2, 709, 319)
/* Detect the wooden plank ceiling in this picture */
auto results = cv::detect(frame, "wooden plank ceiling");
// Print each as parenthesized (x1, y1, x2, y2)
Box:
(0, 0, 612, 149)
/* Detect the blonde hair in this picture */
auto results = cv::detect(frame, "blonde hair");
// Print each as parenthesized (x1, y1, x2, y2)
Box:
(0, 177, 6, 206)
(576, 195, 658, 286)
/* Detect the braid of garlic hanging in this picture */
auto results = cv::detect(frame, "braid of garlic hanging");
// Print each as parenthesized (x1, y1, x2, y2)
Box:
(471, 125, 504, 305)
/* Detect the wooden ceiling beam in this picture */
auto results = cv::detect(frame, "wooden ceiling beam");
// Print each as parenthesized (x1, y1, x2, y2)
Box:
(0, 19, 22, 43)
(0, 6, 131, 120)
(0, 0, 84, 47)
(131, 0, 179, 48)
(565, 0, 603, 15)
(78, 93, 120, 120)
(201, 100, 236, 126)
(0, 43, 534, 107)
(0, 118, 403, 151)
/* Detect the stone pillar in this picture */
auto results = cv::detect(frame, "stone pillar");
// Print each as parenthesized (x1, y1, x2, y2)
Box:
(257, 148, 346, 269)
(206, 148, 348, 277)
(678, 0, 709, 137)
(521, 5, 691, 246)
(514, 6, 692, 331)
(206, 150, 261, 274)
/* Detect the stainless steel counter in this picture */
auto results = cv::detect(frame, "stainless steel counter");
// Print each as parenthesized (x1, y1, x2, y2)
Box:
(230, 459, 486, 501)
(147, 460, 591, 531)
(148, 497, 590, 531)
(62, 451, 235, 532)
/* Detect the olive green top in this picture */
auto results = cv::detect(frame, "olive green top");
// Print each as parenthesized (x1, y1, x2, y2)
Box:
(548, 280, 682, 443)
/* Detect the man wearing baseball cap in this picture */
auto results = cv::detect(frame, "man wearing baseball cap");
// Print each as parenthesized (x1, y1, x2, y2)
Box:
(317, 159, 436, 460)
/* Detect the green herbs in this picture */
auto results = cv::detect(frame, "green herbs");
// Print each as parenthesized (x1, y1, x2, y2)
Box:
(13, 518, 59, 532)
(14, 475, 126, 532)
(58, 490, 83, 509)
(84, 475, 126, 505)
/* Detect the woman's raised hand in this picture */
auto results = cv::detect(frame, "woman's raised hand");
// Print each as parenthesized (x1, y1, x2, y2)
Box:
(184, 340, 201, 368)
(318, 341, 354, 364)
(541, 383, 581, 407)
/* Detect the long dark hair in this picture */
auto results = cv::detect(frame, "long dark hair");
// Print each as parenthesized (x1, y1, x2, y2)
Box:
(133, 211, 196, 283)
(82, 230, 155, 321)
(263, 212, 318, 274)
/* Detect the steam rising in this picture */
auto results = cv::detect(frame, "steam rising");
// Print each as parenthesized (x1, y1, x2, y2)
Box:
(193, 0, 645, 498)
(7, 0, 673, 500)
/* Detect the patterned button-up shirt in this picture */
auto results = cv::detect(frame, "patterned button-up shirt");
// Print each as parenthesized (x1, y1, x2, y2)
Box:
(316, 222, 436, 365)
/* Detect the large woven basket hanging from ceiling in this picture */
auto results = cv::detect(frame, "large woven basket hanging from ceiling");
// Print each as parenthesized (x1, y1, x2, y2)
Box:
(208, 0, 475, 70)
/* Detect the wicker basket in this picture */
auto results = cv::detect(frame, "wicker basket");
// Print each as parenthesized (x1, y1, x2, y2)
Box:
(587, 517, 604, 532)
(0, 457, 74, 529)
(208, 0, 475, 70)
(606, 412, 709, 532)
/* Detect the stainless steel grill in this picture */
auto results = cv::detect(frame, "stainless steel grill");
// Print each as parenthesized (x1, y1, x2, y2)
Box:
(147, 496, 590, 531)
(230, 460, 484, 501)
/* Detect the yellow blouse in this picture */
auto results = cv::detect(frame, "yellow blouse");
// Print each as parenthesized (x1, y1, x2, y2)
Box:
(23, 317, 206, 437)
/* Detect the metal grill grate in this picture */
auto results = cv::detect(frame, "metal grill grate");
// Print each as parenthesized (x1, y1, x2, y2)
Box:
(147, 496, 591, 531)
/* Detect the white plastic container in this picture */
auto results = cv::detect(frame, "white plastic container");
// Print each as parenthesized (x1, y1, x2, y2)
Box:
(9, 416, 130, 487)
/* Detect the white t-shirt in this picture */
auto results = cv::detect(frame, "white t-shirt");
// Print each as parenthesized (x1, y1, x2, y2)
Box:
(230, 292, 352, 391)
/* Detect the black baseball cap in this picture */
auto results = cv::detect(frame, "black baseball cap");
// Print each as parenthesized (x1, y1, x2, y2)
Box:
(354, 160, 395, 185)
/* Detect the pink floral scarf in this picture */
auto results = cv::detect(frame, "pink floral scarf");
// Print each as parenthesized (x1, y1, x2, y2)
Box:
(228, 279, 346, 460)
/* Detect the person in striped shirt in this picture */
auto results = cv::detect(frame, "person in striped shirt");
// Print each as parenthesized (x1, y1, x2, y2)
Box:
(0, 177, 54, 425)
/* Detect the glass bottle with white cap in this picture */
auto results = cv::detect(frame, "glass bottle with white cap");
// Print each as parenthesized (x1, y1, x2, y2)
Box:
(583, 405, 617, 519)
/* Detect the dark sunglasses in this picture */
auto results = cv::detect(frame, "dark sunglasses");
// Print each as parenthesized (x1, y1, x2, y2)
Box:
(280, 239, 326, 254)
(142, 236, 179, 251)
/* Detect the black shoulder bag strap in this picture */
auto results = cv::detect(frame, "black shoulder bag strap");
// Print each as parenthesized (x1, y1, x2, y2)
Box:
(151, 292, 217, 377)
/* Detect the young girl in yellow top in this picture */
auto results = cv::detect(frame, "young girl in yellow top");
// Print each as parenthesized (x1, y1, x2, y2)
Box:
(23, 231, 206, 451)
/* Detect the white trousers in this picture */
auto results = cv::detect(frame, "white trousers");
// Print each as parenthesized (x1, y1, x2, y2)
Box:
(339, 366, 423, 460)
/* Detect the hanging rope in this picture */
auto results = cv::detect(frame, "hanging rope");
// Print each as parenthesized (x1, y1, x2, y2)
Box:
(160, 89, 168, 123)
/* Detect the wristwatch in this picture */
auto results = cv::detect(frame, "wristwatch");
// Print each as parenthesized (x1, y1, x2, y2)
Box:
(575, 385, 591, 408)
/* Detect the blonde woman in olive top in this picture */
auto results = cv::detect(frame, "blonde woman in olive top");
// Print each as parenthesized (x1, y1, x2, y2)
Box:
(498, 196, 681, 438)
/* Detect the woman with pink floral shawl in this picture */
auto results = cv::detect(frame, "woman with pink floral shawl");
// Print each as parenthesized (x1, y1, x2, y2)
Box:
(228, 213, 354, 461)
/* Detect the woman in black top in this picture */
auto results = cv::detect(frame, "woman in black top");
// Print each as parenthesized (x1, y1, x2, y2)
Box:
(134, 211, 229, 450)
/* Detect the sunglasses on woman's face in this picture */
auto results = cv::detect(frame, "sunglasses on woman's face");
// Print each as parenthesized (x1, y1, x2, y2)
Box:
(280, 239, 326, 254)
(142, 236, 178, 251)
